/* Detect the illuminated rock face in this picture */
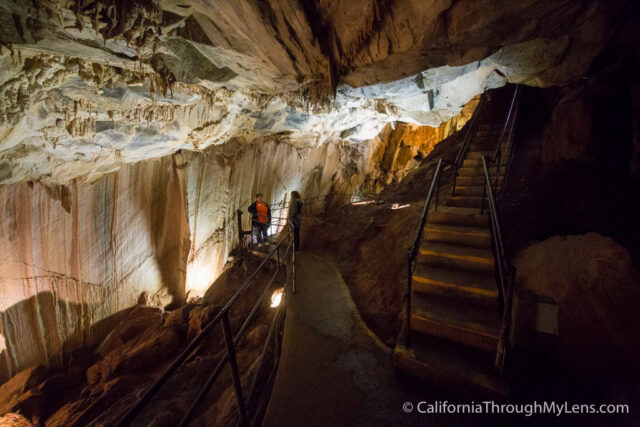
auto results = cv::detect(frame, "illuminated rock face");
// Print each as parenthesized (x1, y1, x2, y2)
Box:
(0, 0, 626, 185)
(0, 104, 475, 381)
(0, 133, 377, 381)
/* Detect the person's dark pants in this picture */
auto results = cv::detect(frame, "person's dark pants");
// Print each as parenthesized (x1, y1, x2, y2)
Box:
(292, 225, 301, 251)
(254, 222, 269, 243)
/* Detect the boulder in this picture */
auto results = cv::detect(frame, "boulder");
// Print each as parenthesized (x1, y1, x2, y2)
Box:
(87, 325, 182, 386)
(514, 233, 640, 379)
(0, 413, 32, 426)
(0, 366, 49, 414)
(187, 305, 220, 341)
(163, 304, 199, 328)
(97, 306, 163, 358)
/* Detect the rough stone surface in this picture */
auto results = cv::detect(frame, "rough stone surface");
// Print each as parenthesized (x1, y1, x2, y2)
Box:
(0, 413, 32, 426)
(0, 0, 629, 185)
(513, 233, 640, 378)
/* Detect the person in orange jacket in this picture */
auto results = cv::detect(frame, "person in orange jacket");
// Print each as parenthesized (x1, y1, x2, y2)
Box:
(248, 193, 271, 246)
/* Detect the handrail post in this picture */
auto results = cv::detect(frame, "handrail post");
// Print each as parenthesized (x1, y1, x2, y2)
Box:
(237, 209, 244, 247)
(435, 176, 440, 211)
(405, 159, 443, 348)
(451, 168, 458, 197)
(222, 312, 249, 427)
(451, 94, 484, 197)
(480, 170, 487, 214)
(291, 231, 296, 294)
(405, 253, 413, 346)
(494, 151, 501, 193)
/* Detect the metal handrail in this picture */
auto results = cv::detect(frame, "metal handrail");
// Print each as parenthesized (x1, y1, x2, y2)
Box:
(499, 99, 521, 198)
(451, 95, 485, 196)
(480, 85, 521, 213)
(117, 231, 295, 427)
(492, 85, 520, 191)
(405, 159, 443, 345)
(492, 85, 520, 163)
(480, 155, 515, 375)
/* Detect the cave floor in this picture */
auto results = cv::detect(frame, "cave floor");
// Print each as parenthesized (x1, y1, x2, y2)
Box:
(263, 251, 461, 426)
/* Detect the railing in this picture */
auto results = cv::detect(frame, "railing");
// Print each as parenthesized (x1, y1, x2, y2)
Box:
(480, 85, 521, 212)
(238, 192, 378, 245)
(498, 89, 521, 198)
(451, 95, 486, 196)
(404, 95, 489, 345)
(477, 84, 521, 375)
(480, 155, 515, 376)
(405, 159, 444, 345)
(117, 230, 296, 427)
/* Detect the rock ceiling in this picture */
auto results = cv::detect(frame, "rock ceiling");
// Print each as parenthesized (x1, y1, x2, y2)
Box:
(0, 0, 629, 184)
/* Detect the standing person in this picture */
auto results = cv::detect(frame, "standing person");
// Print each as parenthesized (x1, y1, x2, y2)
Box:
(288, 191, 303, 251)
(248, 193, 271, 247)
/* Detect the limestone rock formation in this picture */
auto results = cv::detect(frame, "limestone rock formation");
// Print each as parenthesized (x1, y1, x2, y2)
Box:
(513, 233, 640, 379)
(0, 0, 629, 185)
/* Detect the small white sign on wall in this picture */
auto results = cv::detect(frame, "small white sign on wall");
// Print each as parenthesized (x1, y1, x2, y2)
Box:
(535, 298, 559, 336)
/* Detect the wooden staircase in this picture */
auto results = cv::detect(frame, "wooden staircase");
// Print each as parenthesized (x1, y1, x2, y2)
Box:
(394, 121, 511, 399)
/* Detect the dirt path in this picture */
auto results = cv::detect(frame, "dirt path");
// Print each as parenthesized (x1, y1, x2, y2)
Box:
(263, 252, 449, 426)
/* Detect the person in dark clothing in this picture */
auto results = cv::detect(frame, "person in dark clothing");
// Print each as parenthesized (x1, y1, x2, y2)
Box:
(288, 191, 303, 251)
(248, 193, 271, 246)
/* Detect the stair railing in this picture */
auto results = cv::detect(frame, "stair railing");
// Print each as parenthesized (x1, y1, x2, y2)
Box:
(481, 155, 515, 376)
(117, 229, 296, 427)
(480, 85, 521, 213)
(451, 95, 486, 196)
(499, 97, 521, 198)
(405, 159, 443, 346)
(475, 85, 521, 376)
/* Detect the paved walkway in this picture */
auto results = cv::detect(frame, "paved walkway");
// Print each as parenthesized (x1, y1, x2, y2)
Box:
(263, 252, 446, 426)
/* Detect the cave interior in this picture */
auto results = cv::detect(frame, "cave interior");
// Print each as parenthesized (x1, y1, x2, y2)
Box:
(1, 0, 640, 425)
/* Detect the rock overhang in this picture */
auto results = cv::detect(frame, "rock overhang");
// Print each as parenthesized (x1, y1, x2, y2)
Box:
(0, 0, 630, 185)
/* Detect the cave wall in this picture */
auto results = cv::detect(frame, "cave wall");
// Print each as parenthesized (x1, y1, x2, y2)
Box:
(0, 0, 632, 188)
(364, 97, 478, 191)
(0, 133, 366, 382)
(499, 16, 640, 380)
(0, 156, 191, 383)
(181, 136, 351, 297)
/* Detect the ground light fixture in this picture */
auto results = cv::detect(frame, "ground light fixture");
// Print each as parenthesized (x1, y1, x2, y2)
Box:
(391, 203, 410, 210)
(271, 287, 285, 308)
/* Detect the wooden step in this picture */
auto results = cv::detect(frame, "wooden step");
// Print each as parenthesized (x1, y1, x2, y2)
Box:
(423, 223, 491, 248)
(410, 293, 500, 352)
(455, 185, 504, 197)
(456, 175, 503, 187)
(427, 206, 489, 228)
(446, 195, 485, 209)
(458, 166, 503, 177)
(468, 143, 499, 152)
(395, 334, 508, 400)
(418, 241, 494, 273)
(466, 150, 495, 159)
(413, 264, 498, 306)
(468, 142, 510, 151)
(463, 158, 508, 168)
(455, 186, 493, 197)
(466, 149, 510, 160)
